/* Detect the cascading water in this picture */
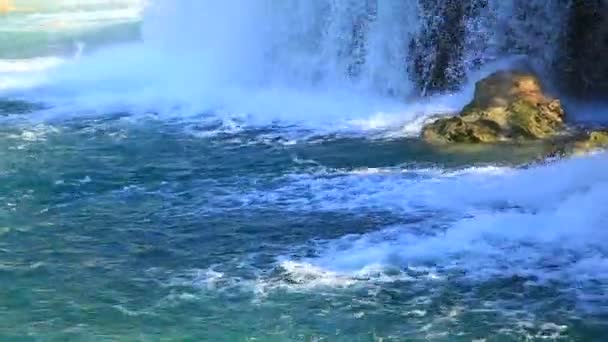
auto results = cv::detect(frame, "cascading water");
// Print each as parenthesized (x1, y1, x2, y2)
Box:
(141, 0, 420, 97)
(139, 0, 568, 97)
(2, 0, 571, 116)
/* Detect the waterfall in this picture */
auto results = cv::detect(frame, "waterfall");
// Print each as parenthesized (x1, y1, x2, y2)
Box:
(142, 1, 419, 96)
(3, 0, 590, 121)
(141, 0, 569, 97)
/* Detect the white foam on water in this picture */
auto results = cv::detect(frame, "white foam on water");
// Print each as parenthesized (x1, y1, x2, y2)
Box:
(229, 163, 513, 213)
(145, 154, 606, 334)
(0, 57, 67, 91)
(0, 57, 65, 73)
(276, 153, 608, 290)
(2, 50, 470, 134)
(165, 157, 605, 295)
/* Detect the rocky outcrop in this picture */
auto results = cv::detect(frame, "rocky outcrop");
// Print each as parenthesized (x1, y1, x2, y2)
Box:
(422, 71, 565, 144)
(568, 130, 608, 155)
(541, 129, 608, 157)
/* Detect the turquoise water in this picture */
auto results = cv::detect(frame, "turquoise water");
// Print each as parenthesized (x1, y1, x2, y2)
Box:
(2, 2, 608, 341)
(0, 115, 606, 341)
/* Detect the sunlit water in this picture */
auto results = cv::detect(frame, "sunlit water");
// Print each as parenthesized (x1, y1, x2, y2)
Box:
(1, 1, 608, 341)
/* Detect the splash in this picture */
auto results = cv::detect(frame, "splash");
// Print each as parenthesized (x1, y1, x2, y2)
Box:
(0, 0, 568, 132)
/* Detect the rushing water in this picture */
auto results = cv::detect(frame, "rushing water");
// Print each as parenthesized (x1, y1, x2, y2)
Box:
(1, 1, 608, 341)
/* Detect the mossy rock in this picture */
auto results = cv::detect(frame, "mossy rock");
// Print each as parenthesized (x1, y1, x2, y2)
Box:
(422, 116, 503, 143)
(422, 71, 565, 144)
(506, 99, 565, 139)
(544, 130, 608, 157)
(572, 130, 608, 155)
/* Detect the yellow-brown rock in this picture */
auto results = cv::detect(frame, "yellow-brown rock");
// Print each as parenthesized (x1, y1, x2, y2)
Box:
(422, 71, 566, 144)
(572, 130, 608, 155)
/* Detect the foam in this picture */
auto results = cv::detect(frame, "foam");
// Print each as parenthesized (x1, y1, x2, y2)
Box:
(154, 156, 606, 296)
(277, 153, 608, 291)
(0, 58, 65, 74)
(227, 163, 513, 213)
(139, 155, 608, 323)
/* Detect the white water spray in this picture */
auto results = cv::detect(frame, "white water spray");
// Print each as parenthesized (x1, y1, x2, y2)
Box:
(0, 0, 579, 135)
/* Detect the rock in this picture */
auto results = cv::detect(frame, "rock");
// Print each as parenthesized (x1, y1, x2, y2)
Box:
(422, 71, 566, 144)
(544, 130, 608, 157)
(421, 116, 502, 143)
(572, 130, 608, 155)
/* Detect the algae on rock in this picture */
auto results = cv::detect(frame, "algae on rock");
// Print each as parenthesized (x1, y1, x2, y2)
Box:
(422, 71, 565, 144)
(572, 130, 608, 155)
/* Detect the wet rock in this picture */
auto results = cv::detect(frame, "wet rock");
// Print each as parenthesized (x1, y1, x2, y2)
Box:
(571, 130, 608, 155)
(422, 71, 565, 144)
(541, 129, 608, 158)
